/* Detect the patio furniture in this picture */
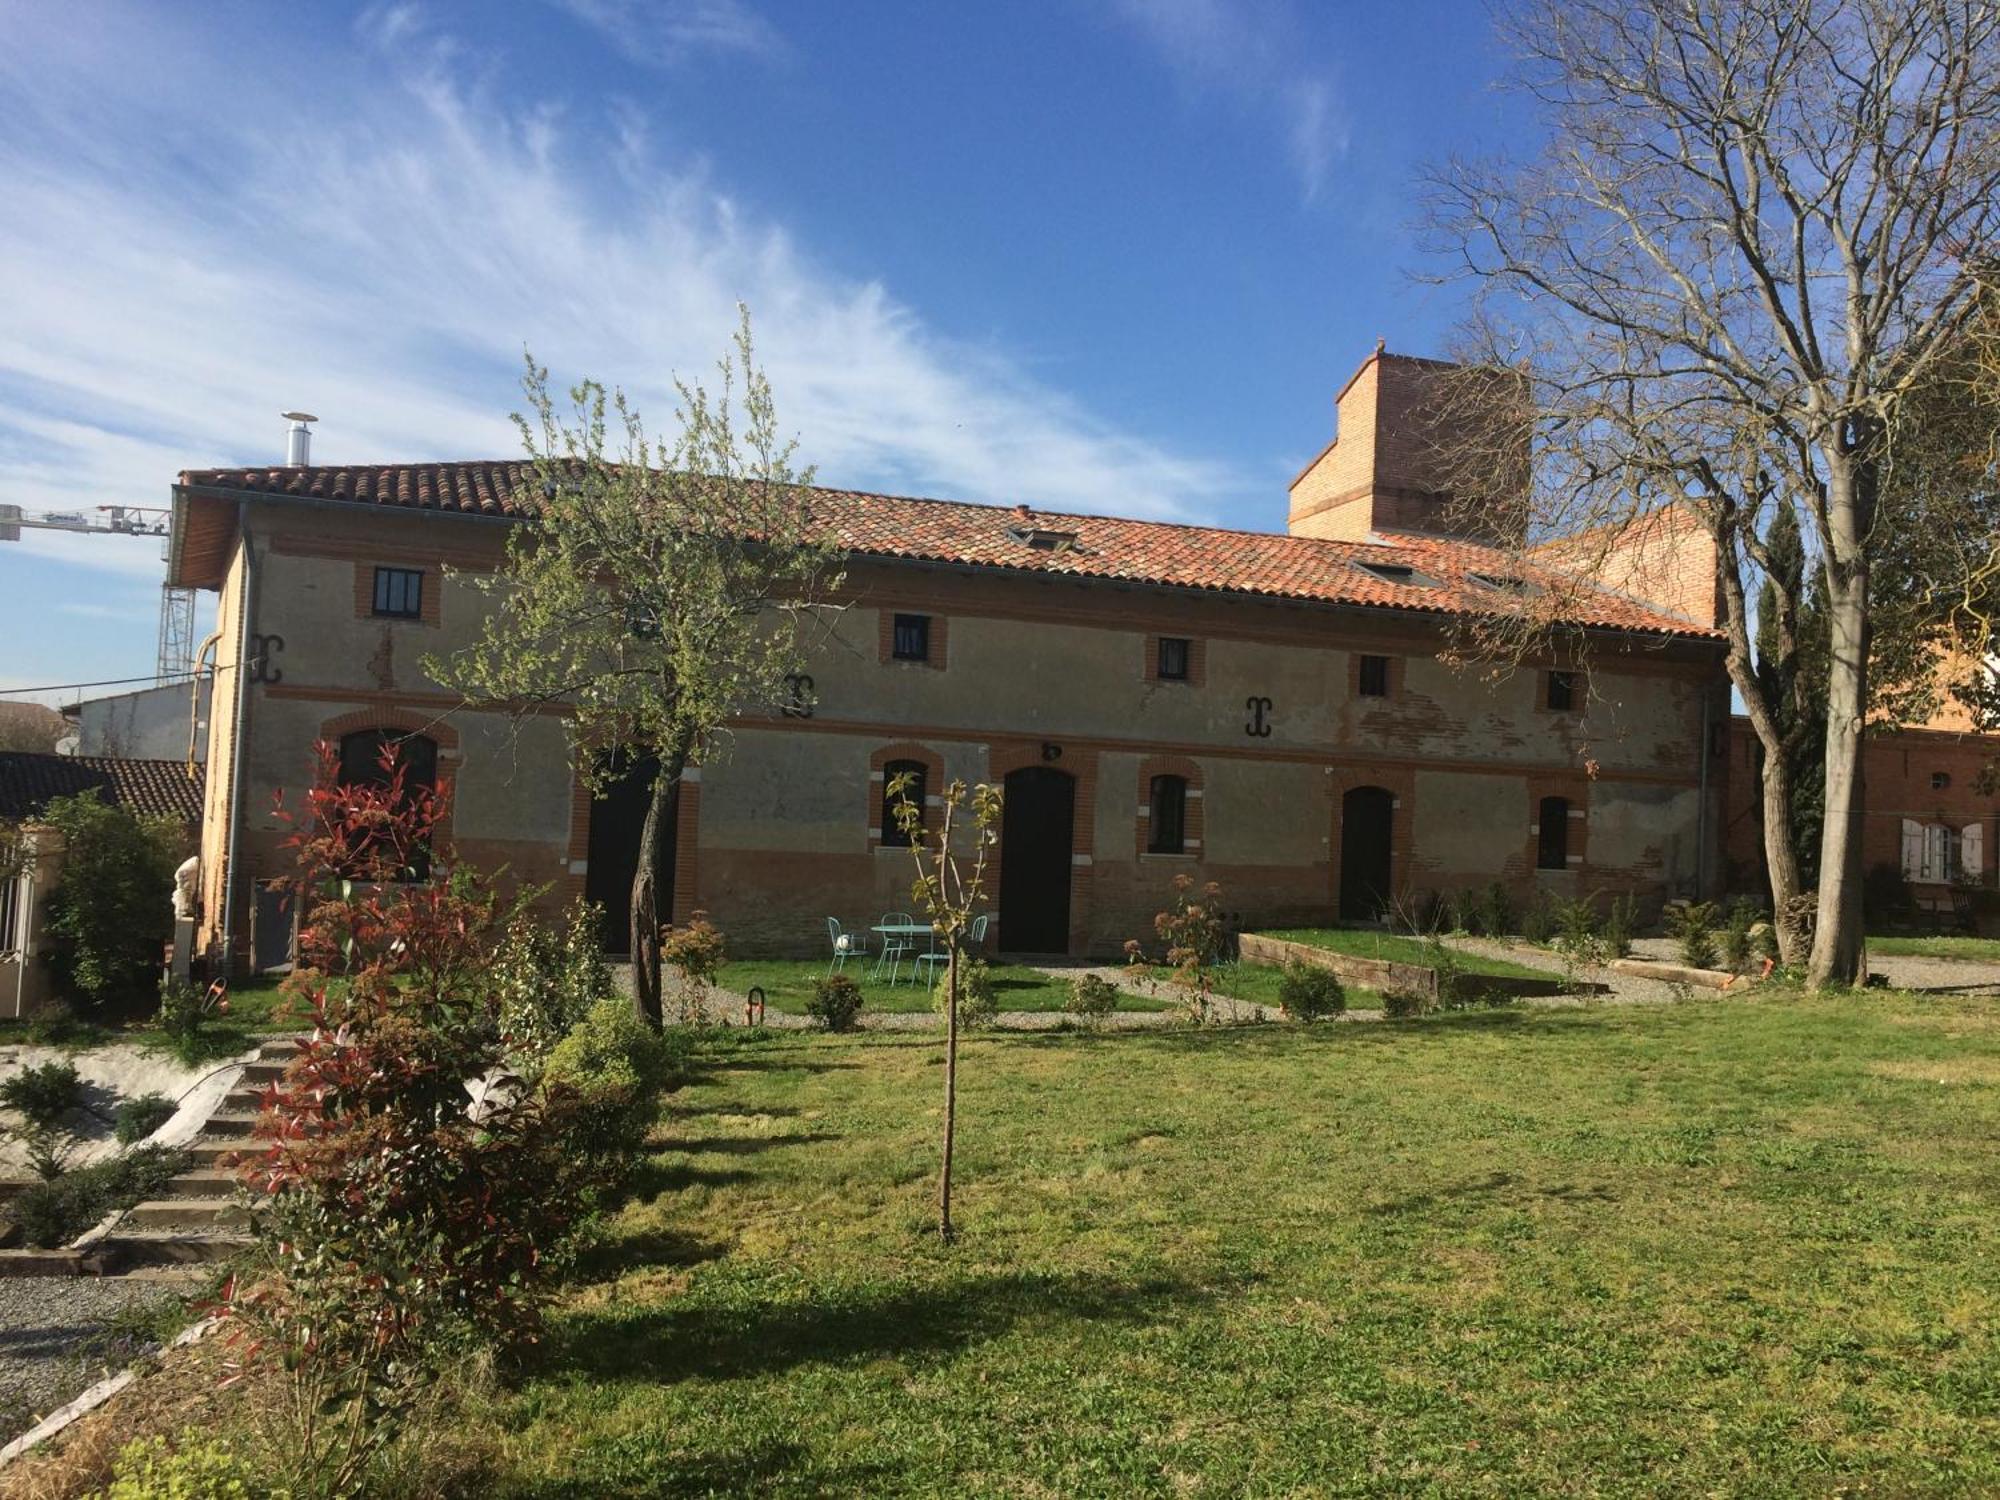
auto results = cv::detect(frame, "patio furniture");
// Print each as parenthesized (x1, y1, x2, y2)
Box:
(871, 913, 927, 984)
(826, 917, 866, 976)
(914, 913, 989, 986)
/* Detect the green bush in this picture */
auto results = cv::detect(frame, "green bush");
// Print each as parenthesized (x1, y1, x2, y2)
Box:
(115, 1092, 178, 1145)
(1473, 881, 1514, 939)
(806, 972, 864, 1031)
(543, 999, 677, 1167)
(37, 793, 185, 1015)
(1382, 986, 1434, 1019)
(1667, 901, 1721, 970)
(932, 958, 997, 1027)
(494, 898, 615, 1065)
(1278, 961, 1345, 1021)
(0, 1058, 83, 1128)
(9, 1145, 188, 1248)
(1066, 972, 1120, 1026)
(1553, 897, 1605, 965)
(1602, 891, 1638, 958)
(1520, 890, 1558, 946)
(1720, 899, 1763, 973)
(91, 1432, 265, 1499)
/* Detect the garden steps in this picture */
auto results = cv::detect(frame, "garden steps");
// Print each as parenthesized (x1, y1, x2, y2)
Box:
(118, 1197, 250, 1231)
(85, 1228, 253, 1267)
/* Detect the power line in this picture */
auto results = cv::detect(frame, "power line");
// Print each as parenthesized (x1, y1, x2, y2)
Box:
(0, 673, 190, 697)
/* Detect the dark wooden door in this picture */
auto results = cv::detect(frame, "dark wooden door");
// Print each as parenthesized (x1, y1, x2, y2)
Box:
(999, 766, 1076, 954)
(585, 751, 677, 955)
(1339, 785, 1394, 922)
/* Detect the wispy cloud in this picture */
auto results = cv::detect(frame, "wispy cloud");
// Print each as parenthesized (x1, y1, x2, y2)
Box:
(549, 0, 783, 66)
(0, 3, 1243, 600)
(1108, 0, 1347, 203)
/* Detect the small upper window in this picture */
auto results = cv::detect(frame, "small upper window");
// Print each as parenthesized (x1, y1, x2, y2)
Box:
(892, 613, 931, 663)
(1933, 771, 1952, 791)
(1358, 655, 1390, 699)
(1538, 795, 1570, 871)
(1157, 637, 1191, 682)
(373, 567, 423, 619)
(1547, 670, 1577, 712)
(1148, 775, 1188, 855)
(881, 760, 926, 847)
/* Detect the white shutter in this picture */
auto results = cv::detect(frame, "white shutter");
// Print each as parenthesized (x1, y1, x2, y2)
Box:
(1963, 823, 1984, 880)
(1902, 819, 1925, 881)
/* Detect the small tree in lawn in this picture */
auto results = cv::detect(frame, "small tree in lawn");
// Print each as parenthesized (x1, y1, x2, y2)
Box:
(889, 771, 1001, 1243)
(429, 308, 839, 1028)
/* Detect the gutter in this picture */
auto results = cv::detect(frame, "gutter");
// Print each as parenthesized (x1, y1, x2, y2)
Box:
(218, 504, 256, 976)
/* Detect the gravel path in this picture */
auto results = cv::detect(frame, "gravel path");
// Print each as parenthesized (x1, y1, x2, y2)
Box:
(0, 1277, 180, 1442)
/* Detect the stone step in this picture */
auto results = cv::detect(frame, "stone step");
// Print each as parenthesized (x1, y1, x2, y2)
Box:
(86, 1231, 253, 1268)
(200, 1111, 259, 1139)
(121, 1198, 251, 1231)
(160, 1170, 241, 1199)
(239, 1062, 288, 1084)
(257, 1036, 303, 1057)
(184, 1140, 253, 1168)
(221, 1090, 266, 1113)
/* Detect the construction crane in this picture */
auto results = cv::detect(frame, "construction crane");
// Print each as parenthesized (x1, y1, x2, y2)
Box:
(0, 503, 196, 684)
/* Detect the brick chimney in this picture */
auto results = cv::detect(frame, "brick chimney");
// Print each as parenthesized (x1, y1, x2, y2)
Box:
(1287, 348, 1522, 544)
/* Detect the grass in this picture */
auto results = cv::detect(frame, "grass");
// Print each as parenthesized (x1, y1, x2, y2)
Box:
(1866, 933, 2000, 962)
(0, 979, 302, 1063)
(1259, 926, 1554, 980)
(716, 959, 1171, 1015)
(459, 991, 2000, 1495)
(1140, 961, 1387, 1012)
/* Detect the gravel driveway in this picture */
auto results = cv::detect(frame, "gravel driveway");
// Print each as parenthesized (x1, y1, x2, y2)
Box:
(0, 1277, 180, 1442)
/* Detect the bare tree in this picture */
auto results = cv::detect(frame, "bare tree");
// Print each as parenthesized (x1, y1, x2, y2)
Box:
(1425, 0, 2000, 985)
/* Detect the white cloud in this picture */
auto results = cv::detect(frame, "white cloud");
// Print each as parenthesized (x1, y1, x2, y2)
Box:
(1108, 0, 1348, 203)
(549, 0, 783, 66)
(0, 1, 1242, 609)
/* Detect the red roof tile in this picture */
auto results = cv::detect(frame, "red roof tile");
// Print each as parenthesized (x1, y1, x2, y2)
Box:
(0, 754, 204, 824)
(176, 463, 1720, 639)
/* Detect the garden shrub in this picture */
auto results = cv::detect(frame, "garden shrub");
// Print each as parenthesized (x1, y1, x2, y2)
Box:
(660, 911, 727, 1025)
(1519, 890, 1558, 946)
(1278, 961, 1345, 1021)
(1667, 900, 1721, 970)
(115, 1092, 177, 1145)
(1720, 899, 1762, 973)
(1066, 972, 1120, 1026)
(1553, 897, 1606, 965)
(0, 1058, 82, 1128)
(494, 897, 613, 1063)
(36, 793, 185, 1016)
(934, 957, 998, 1027)
(1138, 874, 1227, 1022)
(1382, 985, 1434, 1019)
(543, 998, 677, 1169)
(10, 1145, 187, 1247)
(1473, 880, 1513, 939)
(91, 1432, 264, 1500)
(1602, 891, 1638, 958)
(807, 972, 864, 1031)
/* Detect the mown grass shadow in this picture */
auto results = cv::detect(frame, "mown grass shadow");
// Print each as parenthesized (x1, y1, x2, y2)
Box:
(666, 1131, 841, 1156)
(570, 1223, 729, 1282)
(503, 1437, 894, 1499)
(542, 1267, 1234, 1386)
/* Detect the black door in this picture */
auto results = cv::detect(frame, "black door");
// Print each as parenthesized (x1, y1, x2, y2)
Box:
(585, 751, 677, 955)
(999, 766, 1076, 954)
(1339, 785, 1394, 922)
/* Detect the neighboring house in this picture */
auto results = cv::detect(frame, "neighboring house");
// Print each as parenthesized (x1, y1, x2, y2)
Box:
(0, 752, 205, 1017)
(167, 347, 1732, 973)
(63, 679, 212, 762)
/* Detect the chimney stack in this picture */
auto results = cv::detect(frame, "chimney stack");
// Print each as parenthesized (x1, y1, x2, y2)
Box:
(282, 411, 317, 467)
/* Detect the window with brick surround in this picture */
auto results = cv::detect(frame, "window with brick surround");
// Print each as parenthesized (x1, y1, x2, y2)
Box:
(337, 729, 439, 880)
(372, 566, 423, 619)
(1148, 775, 1188, 854)
(1157, 637, 1191, 682)
(892, 613, 931, 662)
(1537, 796, 1570, 870)
(1546, 669, 1577, 712)
(1358, 654, 1390, 698)
(881, 760, 926, 847)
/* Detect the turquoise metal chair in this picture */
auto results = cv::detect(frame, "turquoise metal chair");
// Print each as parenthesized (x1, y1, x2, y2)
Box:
(826, 917, 866, 976)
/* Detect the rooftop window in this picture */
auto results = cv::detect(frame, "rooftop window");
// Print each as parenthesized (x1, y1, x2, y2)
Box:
(1354, 560, 1429, 587)
(1006, 524, 1079, 552)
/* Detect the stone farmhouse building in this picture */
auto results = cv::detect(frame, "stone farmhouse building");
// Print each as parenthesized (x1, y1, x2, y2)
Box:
(167, 349, 1732, 972)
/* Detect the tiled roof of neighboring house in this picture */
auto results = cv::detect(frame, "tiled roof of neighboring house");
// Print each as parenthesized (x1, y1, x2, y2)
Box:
(0, 754, 204, 824)
(176, 463, 1722, 640)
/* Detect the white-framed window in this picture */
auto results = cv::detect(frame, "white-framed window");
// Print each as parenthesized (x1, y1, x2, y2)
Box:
(0, 848, 22, 957)
(1902, 819, 1983, 883)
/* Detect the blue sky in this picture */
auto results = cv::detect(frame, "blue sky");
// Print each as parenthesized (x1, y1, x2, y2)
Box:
(0, 0, 1518, 706)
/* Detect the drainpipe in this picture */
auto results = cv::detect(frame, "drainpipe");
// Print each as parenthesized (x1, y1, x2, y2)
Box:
(1695, 690, 1713, 898)
(188, 629, 221, 773)
(219, 507, 256, 977)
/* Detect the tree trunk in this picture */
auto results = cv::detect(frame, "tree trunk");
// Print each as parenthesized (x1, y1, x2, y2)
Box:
(939, 939, 958, 1243)
(630, 769, 671, 1030)
(1810, 553, 1870, 988)
(1716, 520, 1809, 964)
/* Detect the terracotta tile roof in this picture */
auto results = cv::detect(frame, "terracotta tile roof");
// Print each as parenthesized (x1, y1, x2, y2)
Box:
(176, 463, 1721, 639)
(0, 754, 204, 825)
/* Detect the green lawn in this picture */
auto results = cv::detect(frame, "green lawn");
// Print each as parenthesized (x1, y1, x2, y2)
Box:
(1259, 926, 1553, 980)
(717, 959, 1171, 1015)
(476, 991, 2000, 1495)
(1867, 934, 2000, 962)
